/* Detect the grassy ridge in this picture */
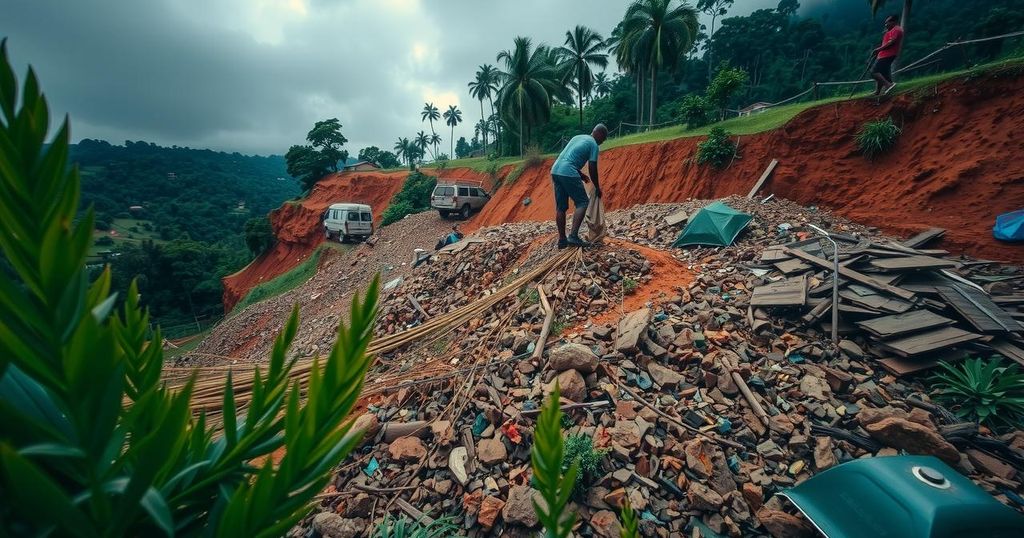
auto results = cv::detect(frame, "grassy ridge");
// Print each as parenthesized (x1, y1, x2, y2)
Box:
(231, 242, 350, 314)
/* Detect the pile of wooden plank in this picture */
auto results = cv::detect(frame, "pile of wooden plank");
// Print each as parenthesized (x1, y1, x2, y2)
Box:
(749, 227, 1024, 376)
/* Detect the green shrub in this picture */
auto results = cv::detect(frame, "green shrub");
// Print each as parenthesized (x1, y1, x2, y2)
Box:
(620, 499, 639, 538)
(531, 384, 578, 538)
(0, 42, 379, 536)
(381, 171, 437, 225)
(505, 163, 526, 185)
(563, 434, 609, 498)
(372, 515, 459, 538)
(706, 65, 749, 119)
(244, 215, 276, 256)
(622, 277, 638, 295)
(696, 127, 737, 169)
(856, 117, 901, 159)
(678, 95, 711, 129)
(524, 144, 544, 168)
(930, 357, 1024, 432)
(484, 156, 502, 187)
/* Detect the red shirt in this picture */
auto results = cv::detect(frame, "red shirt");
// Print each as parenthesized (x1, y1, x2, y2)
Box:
(878, 26, 904, 59)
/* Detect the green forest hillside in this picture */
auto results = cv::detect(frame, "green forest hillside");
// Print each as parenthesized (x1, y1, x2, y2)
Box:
(73, 139, 298, 332)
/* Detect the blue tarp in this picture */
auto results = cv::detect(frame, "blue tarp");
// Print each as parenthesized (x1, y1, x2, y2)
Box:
(994, 210, 1024, 242)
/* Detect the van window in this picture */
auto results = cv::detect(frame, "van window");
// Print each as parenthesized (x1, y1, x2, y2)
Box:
(458, 187, 470, 196)
(360, 212, 372, 222)
(331, 209, 339, 220)
(473, 188, 486, 197)
(347, 211, 359, 221)
(434, 186, 454, 197)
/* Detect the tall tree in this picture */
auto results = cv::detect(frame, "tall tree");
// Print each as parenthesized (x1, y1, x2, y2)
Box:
(442, 105, 463, 157)
(593, 72, 613, 98)
(557, 25, 609, 127)
(496, 37, 564, 155)
(430, 132, 442, 157)
(394, 137, 412, 168)
(305, 118, 349, 172)
(415, 131, 431, 160)
(421, 102, 440, 155)
(869, 0, 912, 32)
(468, 65, 499, 150)
(697, 0, 735, 82)
(618, 0, 700, 127)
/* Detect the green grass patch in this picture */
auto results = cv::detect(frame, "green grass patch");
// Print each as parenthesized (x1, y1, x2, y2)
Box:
(164, 328, 213, 360)
(89, 218, 165, 259)
(231, 243, 346, 313)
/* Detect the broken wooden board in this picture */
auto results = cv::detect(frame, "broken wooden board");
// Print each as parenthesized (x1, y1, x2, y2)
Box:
(407, 294, 429, 319)
(839, 284, 915, 314)
(988, 338, 1024, 368)
(901, 227, 946, 249)
(760, 248, 791, 263)
(783, 247, 916, 301)
(936, 284, 1023, 334)
(877, 347, 968, 376)
(751, 275, 807, 307)
(869, 255, 958, 272)
(615, 308, 651, 354)
(856, 310, 956, 339)
(664, 210, 690, 226)
(774, 258, 812, 275)
(877, 326, 983, 357)
(747, 158, 779, 198)
(437, 237, 486, 255)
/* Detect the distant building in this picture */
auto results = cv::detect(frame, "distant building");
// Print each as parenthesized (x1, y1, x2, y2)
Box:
(129, 205, 144, 213)
(342, 161, 380, 172)
(738, 102, 771, 117)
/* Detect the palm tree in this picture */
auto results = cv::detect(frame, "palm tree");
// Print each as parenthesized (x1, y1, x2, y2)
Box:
(415, 131, 431, 160)
(557, 25, 608, 127)
(430, 132, 442, 156)
(421, 102, 440, 155)
(608, 22, 644, 125)
(617, 0, 699, 128)
(496, 37, 564, 155)
(442, 105, 463, 157)
(468, 65, 499, 150)
(394, 137, 413, 168)
(593, 72, 613, 98)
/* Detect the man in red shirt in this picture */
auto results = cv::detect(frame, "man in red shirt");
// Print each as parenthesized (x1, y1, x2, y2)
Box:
(871, 15, 904, 95)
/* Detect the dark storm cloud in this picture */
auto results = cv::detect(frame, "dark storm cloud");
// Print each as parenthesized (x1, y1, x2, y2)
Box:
(1, 0, 777, 155)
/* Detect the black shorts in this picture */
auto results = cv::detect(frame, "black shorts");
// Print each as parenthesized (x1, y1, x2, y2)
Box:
(872, 56, 895, 81)
(552, 174, 589, 212)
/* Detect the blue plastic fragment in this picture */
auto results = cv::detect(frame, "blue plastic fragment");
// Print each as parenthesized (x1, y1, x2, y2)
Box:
(728, 454, 741, 473)
(526, 341, 536, 353)
(721, 293, 731, 300)
(717, 417, 732, 434)
(788, 352, 805, 364)
(363, 457, 379, 476)
(522, 400, 538, 412)
(472, 413, 489, 436)
(635, 372, 653, 390)
(640, 510, 660, 522)
(653, 313, 669, 322)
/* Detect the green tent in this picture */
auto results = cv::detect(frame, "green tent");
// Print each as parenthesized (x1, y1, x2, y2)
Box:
(671, 201, 753, 247)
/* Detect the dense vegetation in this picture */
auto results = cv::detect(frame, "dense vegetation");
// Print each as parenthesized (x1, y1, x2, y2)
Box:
(73, 139, 297, 329)
(0, 43, 379, 535)
(381, 171, 438, 225)
(450, 0, 1024, 158)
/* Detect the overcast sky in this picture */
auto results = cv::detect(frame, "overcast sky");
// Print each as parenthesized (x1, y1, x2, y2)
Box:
(2, 0, 785, 156)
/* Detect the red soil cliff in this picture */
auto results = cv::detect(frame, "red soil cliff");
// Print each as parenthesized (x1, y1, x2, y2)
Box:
(225, 68, 1024, 311)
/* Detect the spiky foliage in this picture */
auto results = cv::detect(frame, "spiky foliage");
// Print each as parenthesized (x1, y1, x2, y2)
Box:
(496, 36, 568, 155)
(593, 72, 613, 98)
(615, 0, 700, 125)
(0, 39, 379, 536)
(531, 384, 579, 538)
(468, 65, 499, 149)
(696, 127, 736, 168)
(372, 515, 459, 538)
(931, 358, 1024, 432)
(443, 104, 463, 158)
(421, 102, 440, 156)
(856, 117, 901, 159)
(557, 25, 608, 127)
(415, 130, 432, 160)
(619, 498, 640, 538)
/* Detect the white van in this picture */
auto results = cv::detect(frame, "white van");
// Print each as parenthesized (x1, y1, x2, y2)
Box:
(323, 203, 373, 242)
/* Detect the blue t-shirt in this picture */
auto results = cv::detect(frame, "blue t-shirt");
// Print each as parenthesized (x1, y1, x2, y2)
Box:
(551, 134, 599, 177)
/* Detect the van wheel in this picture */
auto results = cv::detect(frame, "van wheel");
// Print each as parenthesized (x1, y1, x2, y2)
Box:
(340, 234, 349, 243)
(459, 204, 471, 220)
(325, 229, 332, 240)
(439, 210, 450, 218)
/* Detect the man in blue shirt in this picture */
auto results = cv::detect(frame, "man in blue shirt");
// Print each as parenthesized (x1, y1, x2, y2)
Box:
(551, 123, 607, 248)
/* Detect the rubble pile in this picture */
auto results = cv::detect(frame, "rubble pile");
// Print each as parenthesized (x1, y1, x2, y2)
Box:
(297, 196, 1023, 537)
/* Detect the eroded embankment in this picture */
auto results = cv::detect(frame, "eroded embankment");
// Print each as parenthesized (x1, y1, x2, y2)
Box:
(466, 68, 1024, 263)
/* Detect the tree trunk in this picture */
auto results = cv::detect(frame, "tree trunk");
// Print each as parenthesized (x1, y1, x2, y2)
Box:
(901, 0, 912, 32)
(636, 72, 643, 124)
(649, 66, 656, 129)
(488, 96, 499, 156)
(479, 99, 487, 149)
(707, 14, 717, 83)
(578, 74, 584, 128)
(518, 92, 524, 156)
(450, 125, 455, 157)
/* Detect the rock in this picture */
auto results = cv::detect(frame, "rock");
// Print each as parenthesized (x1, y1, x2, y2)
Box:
(448, 446, 469, 485)
(682, 439, 736, 495)
(430, 420, 454, 446)
(388, 436, 427, 462)
(502, 486, 541, 528)
(856, 406, 910, 428)
(611, 420, 642, 450)
(647, 362, 684, 387)
(864, 417, 960, 464)
(838, 339, 865, 359)
(813, 437, 837, 471)
(799, 375, 832, 401)
(768, 413, 795, 436)
(343, 493, 373, 518)
(616, 308, 650, 353)
(590, 509, 620, 537)
(478, 438, 508, 465)
(478, 495, 506, 529)
(312, 513, 365, 538)
(742, 483, 764, 512)
(966, 449, 1017, 480)
(549, 369, 587, 402)
(687, 482, 725, 512)
(788, 460, 805, 475)
(548, 343, 599, 373)
(756, 509, 815, 538)
(757, 440, 785, 461)
(603, 487, 627, 508)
